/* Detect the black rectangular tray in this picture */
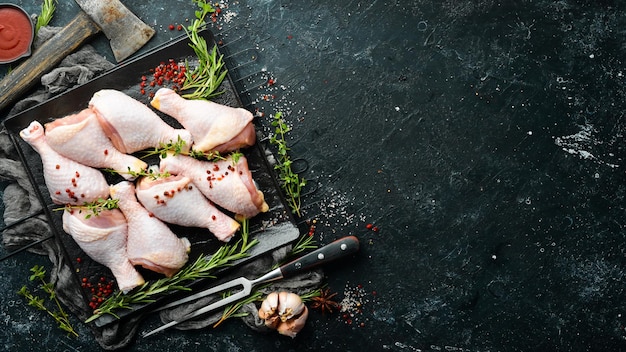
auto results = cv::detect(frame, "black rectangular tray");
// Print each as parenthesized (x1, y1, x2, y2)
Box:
(3, 30, 300, 326)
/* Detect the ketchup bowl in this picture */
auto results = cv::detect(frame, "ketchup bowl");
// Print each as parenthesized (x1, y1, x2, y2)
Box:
(0, 3, 34, 64)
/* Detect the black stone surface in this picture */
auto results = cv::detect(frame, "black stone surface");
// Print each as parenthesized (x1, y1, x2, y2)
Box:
(1, 0, 625, 351)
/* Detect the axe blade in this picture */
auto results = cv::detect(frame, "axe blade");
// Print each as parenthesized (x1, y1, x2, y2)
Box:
(74, 0, 155, 62)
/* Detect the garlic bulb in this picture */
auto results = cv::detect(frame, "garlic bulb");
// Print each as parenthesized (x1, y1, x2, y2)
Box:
(258, 291, 309, 338)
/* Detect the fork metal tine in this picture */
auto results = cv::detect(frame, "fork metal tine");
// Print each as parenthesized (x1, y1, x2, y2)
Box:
(142, 279, 251, 338)
(153, 277, 247, 313)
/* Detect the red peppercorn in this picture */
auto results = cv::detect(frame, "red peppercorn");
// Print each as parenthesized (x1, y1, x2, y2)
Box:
(177, 24, 183, 31)
(365, 223, 373, 229)
(168, 24, 175, 30)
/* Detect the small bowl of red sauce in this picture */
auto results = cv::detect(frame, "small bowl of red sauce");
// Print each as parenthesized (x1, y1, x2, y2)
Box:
(0, 3, 34, 64)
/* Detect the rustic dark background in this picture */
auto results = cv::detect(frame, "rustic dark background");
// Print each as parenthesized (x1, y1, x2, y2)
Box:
(1, 0, 625, 351)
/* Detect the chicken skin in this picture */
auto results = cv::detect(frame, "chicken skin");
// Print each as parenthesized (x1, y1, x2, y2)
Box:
(44, 109, 147, 180)
(159, 153, 269, 219)
(89, 89, 192, 154)
(136, 172, 240, 242)
(19, 121, 110, 205)
(62, 208, 145, 292)
(151, 88, 255, 153)
(110, 181, 190, 278)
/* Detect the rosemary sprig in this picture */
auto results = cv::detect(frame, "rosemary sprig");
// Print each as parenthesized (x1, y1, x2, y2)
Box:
(300, 288, 323, 302)
(269, 112, 307, 217)
(289, 232, 317, 256)
(85, 218, 258, 323)
(213, 289, 265, 328)
(181, 0, 228, 100)
(35, 0, 56, 35)
(18, 265, 78, 337)
(55, 198, 119, 219)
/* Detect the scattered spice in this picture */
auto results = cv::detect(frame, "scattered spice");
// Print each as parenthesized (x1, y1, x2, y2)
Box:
(339, 282, 370, 327)
(137, 59, 187, 98)
(364, 222, 379, 232)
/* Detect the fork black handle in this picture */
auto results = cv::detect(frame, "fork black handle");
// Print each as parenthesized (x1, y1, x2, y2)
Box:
(279, 236, 360, 278)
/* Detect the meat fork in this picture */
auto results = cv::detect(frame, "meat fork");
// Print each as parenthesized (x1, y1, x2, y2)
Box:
(142, 235, 359, 337)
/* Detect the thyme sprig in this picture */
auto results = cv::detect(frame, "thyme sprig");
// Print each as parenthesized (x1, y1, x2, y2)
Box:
(141, 136, 225, 161)
(55, 198, 119, 219)
(36, 0, 56, 35)
(18, 265, 78, 337)
(85, 218, 258, 323)
(142, 136, 244, 165)
(269, 112, 307, 217)
(181, 0, 228, 100)
(102, 166, 171, 180)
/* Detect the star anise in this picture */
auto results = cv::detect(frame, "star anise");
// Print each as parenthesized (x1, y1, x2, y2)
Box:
(310, 288, 340, 314)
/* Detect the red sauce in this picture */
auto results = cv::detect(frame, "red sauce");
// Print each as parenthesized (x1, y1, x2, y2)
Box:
(0, 5, 33, 63)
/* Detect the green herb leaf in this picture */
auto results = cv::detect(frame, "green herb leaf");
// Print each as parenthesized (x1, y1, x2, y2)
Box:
(36, 0, 56, 35)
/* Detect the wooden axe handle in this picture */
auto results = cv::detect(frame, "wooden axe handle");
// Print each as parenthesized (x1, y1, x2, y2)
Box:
(0, 10, 101, 113)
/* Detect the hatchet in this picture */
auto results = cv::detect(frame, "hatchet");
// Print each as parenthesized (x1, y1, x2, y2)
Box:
(0, 0, 155, 113)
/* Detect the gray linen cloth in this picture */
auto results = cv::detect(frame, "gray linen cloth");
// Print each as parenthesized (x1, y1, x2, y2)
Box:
(0, 27, 321, 350)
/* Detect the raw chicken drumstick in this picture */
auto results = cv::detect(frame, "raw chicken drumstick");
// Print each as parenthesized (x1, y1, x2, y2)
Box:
(44, 109, 148, 180)
(159, 153, 269, 219)
(110, 181, 190, 278)
(19, 121, 110, 205)
(62, 208, 145, 293)
(151, 87, 256, 153)
(89, 89, 192, 154)
(136, 172, 240, 242)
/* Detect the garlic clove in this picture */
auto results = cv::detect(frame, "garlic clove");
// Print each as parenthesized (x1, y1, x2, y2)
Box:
(277, 306, 309, 338)
(277, 291, 305, 322)
(258, 291, 279, 320)
(264, 314, 281, 329)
